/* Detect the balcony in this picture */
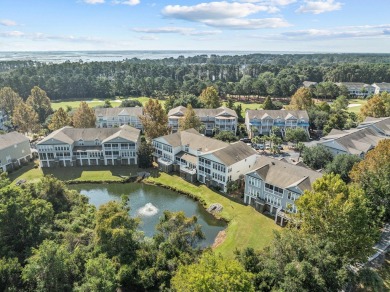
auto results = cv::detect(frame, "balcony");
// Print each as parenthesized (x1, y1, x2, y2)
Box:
(180, 165, 197, 175)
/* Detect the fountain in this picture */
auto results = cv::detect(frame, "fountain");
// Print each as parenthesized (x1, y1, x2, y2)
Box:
(137, 202, 159, 217)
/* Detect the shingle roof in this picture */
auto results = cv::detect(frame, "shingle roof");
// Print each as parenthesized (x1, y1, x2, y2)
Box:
(208, 141, 257, 166)
(0, 132, 29, 150)
(249, 156, 322, 191)
(373, 82, 390, 90)
(157, 129, 228, 153)
(336, 82, 373, 90)
(38, 125, 140, 145)
(168, 106, 237, 118)
(358, 117, 390, 136)
(246, 110, 309, 120)
(95, 107, 143, 117)
(321, 127, 384, 155)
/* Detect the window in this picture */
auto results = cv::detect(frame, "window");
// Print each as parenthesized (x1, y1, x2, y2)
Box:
(79, 139, 84, 146)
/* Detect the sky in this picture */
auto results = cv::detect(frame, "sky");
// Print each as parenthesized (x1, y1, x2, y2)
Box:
(1, 0, 390, 52)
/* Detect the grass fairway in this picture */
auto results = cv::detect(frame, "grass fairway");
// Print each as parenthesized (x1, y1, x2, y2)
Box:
(234, 102, 262, 117)
(347, 98, 367, 114)
(146, 173, 279, 258)
(51, 97, 164, 111)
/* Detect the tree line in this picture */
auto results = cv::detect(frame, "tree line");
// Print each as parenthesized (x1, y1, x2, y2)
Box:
(1, 54, 390, 101)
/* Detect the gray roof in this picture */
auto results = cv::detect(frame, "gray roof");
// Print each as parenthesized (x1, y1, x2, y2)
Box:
(302, 81, 317, 87)
(168, 106, 237, 118)
(321, 127, 384, 155)
(0, 132, 29, 150)
(156, 129, 228, 153)
(373, 82, 390, 90)
(95, 107, 143, 117)
(358, 117, 390, 136)
(246, 110, 309, 120)
(336, 82, 373, 89)
(208, 141, 257, 166)
(38, 125, 140, 145)
(249, 156, 322, 191)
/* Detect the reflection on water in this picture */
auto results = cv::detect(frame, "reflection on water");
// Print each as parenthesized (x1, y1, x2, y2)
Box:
(70, 183, 226, 247)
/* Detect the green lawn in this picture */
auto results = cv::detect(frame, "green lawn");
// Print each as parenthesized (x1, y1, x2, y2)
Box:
(347, 98, 367, 114)
(146, 173, 280, 258)
(51, 97, 164, 111)
(234, 102, 263, 117)
(9, 163, 157, 184)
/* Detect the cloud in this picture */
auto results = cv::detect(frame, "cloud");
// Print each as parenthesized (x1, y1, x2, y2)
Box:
(282, 29, 380, 39)
(162, 2, 278, 20)
(0, 19, 17, 26)
(203, 18, 290, 29)
(139, 35, 159, 40)
(240, 0, 296, 5)
(132, 26, 222, 36)
(112, 0, 140, 5)
(84, 0, 105, 4)
(161, 1, 291, 29)
(297, 0, 342, 14)
(0, 31, 24, 37)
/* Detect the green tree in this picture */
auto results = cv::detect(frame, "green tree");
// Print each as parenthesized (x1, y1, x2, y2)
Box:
(214, 130, 237, 142)
(120, 99, 142, 107)
(172, 252, 254, 292)
(237, 231, 349, 292)
(350, 139, 390, 221)
(140, 99, 170, 140)
(72, 101, 96, 128)
(302, 145, 333, 170)
(48, 107, 71, 131)
(331, 95, 349, 111)
(76, 254, 118, 292)
(360, 93, 388, 118)
(103, 99, 112, 108)
(325, 154, 361, 183)
(0, 87, 23, 117)
(22, 240, 76, 292)
(295, 174, 379, 262)
(0, 257, 22, 291)
(288, 87, 314, 110)
(0, 185, 54, 259)
(95, 198, 140, 263)
(179, 104, 202, 131)
(12, 102, 40, 134)
(262, 96, 276, 110)
(137, 141, 154, 169)
(199, 86, 220, 109)
(285, 127, 308, 147)
(26, 86, 53, 123)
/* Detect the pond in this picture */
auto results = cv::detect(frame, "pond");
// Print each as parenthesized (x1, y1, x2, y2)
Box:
(70, 183, 227, 247)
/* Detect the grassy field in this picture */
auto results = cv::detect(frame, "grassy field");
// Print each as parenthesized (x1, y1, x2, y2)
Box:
(8, 163, 156, 183)
(234, 101, 262, 117)
(146, 173, 280, 258)
(347, 98, 367, 114)
(51, 97, 159, 111)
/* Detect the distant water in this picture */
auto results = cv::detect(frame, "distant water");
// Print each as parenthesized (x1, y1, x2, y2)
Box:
(0, 50, 306, 63)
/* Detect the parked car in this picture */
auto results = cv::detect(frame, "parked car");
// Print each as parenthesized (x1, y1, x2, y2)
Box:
(240, 137, 251, 143)
(265, 145, 271, 150)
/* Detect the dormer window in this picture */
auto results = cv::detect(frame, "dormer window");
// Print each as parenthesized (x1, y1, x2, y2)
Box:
(95, 139, 100, 145)
(79, 139, 84, 146)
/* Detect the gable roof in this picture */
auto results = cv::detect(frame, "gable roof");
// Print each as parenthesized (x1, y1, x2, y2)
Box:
(155, 129, 228, 153)
(358, 117, 390, 136)
(38, 125, 140, 145)
(95, 107, 143, 117)
(206, 141, 257, 166)
(0, 132, 29, 150)
(168, 106, 237, 118)
(246, 110, 309, 120)
(373, 82, 390, 90)
(320, 127, 384, 155)
(248, 156, 322, 191)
